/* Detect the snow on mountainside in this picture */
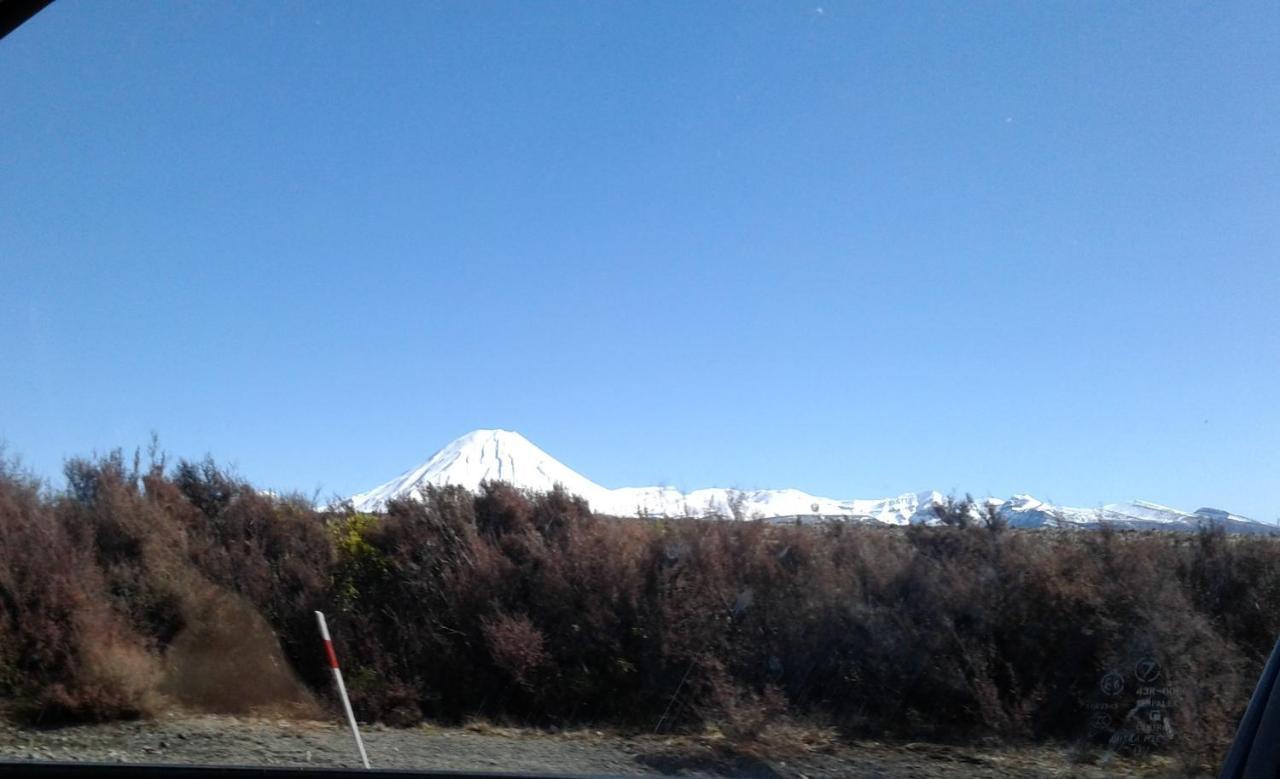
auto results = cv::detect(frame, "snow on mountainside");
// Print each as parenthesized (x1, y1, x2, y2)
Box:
(346, 430, 1273, 533)
(349, 429, 612, 511)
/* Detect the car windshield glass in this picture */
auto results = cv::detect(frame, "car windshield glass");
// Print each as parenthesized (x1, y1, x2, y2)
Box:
(1, 3, 1278, 778)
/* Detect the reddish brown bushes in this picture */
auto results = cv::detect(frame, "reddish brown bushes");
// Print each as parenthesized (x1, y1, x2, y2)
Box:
(0, 453, 160, 722)
(0, 446, 1277, 769)
(0, 450, 325, 722)
(167, 460, 334, 693)
(482, 613, 548, 690)
(315, 485, 1278, 768)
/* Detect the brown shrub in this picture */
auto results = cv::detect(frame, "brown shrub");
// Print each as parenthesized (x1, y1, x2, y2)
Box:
(482, 613, 548, 690)
(159, 590, 320, 717)
(0, 452, 160, 722)
(0, 449, 328, 723)
(166, 461, 334, 694)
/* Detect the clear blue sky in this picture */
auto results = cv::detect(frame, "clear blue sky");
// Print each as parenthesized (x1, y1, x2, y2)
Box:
(2, 1, 1277, 519)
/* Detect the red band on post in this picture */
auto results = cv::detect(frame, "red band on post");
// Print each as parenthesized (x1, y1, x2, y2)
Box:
(324, 639, 340, 669)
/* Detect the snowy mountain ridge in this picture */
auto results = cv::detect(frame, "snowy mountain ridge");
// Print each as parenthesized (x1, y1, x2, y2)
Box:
(346, 429, 1272, 533)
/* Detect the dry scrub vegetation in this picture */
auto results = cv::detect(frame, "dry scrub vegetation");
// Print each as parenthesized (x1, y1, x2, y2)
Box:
(0, 447, 1277, 772)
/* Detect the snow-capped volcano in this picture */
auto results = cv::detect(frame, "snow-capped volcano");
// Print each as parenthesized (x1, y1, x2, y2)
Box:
(349, 429, 611, 511)
(346, 429, 1272, 533)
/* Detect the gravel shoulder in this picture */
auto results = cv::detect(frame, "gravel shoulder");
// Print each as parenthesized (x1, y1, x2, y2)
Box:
(0, 714, 1188, 778)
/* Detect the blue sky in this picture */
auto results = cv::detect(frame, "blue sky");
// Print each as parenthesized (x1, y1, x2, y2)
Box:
(2, 1, 1277, 519)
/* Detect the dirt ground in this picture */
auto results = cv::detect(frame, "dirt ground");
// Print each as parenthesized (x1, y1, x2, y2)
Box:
(0, 713, 1198, 778)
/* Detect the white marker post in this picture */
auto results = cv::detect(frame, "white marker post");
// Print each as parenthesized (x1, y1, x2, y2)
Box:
(315, 611, 371, 769)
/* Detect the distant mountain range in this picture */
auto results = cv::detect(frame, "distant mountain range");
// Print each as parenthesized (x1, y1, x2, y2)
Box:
(345, 429, 1274, 534)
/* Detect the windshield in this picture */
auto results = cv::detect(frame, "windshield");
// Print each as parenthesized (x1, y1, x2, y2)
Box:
(1, 2, 1277, 778)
